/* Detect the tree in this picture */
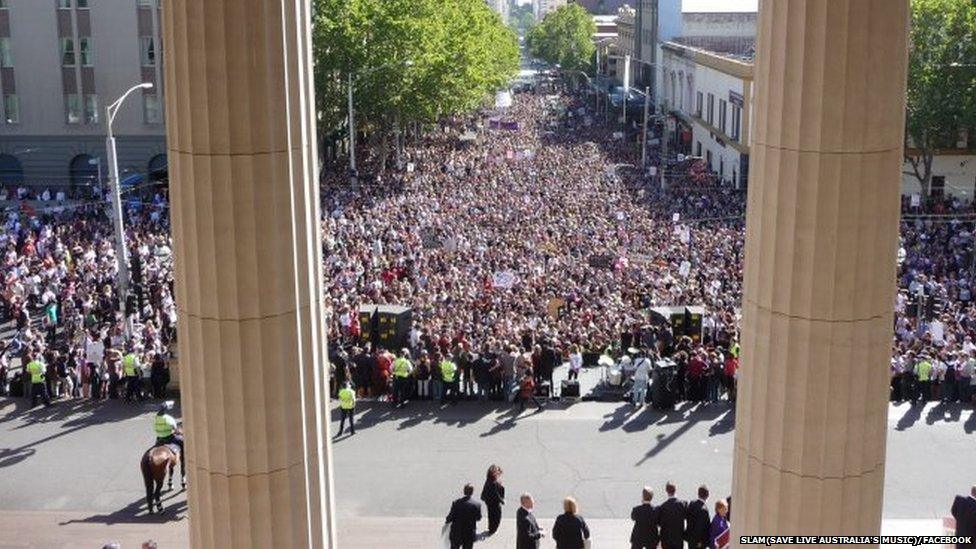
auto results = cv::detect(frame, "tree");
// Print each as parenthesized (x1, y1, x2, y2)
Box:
(906, 0, 976, 195)
(526, 4, 596, 72)
(509, 3, 535, 31)
(312, 0, 519, 171)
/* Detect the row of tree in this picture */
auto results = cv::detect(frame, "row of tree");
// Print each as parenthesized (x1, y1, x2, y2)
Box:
(526, 4, 595, 73)
(312, 0, 519, 172)
(906, 0, 976, 195)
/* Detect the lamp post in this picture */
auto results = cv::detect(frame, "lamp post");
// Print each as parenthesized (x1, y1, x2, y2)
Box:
(106, 81, 153, 336)
(347, 60, 413, 185)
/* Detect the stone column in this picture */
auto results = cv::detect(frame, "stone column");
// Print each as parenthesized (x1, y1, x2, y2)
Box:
(733, 0, 909, 543)
(162, 1, 336, 547)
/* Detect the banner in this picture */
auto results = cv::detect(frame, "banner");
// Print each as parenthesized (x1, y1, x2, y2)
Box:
(492, 271, 517, 289)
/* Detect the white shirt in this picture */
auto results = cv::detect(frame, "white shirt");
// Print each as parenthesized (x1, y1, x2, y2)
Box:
(633, 358, 651, 382)
(85, 339, 105, 365)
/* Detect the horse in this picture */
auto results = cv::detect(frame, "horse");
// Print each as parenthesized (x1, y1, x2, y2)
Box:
(140, 443, 184, 514)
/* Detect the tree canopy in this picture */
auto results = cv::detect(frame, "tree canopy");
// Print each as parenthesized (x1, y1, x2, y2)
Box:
(526, 4, 596, 72)
(906, 0, 976, 194)
(312, 0, 519, 168)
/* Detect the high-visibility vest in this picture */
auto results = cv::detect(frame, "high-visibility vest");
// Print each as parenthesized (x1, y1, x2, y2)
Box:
(440, 360, 457, 383)
(154, 414, 175, 438)
(730, 343, 741, 358)
(26, 361, 45, 384)
(123, 354, 138, 377)
(393, 358, 412, 378)
(338, 387, 356, 410)
(915, 361, 932, 381)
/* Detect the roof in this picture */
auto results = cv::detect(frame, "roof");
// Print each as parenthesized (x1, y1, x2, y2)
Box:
(668, 35, 755, 62)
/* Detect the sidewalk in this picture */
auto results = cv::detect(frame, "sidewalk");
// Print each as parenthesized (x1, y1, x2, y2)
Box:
(0, 512, 948, 548)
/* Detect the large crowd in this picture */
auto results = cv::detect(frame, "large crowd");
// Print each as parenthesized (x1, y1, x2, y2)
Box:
(1, 89, 975, 409)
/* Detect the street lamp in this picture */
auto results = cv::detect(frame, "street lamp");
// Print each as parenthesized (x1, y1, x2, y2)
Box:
(106, 81, 153, 337)
(347, 60, 413, 184)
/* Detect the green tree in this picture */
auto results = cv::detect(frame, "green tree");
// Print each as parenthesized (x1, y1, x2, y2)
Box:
(509, 3, 535, 31)
(312, 0, 519, 171)
(526, 4, 595, 72)
(906, 0, 976, 195)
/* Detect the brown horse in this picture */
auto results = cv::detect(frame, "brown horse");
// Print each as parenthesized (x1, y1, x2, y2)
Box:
(140, 444, 184, 514)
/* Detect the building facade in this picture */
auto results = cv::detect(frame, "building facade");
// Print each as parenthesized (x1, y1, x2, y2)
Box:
(660, 39, 753, 189)
(534, 0, 567, 21)
(0, 0, 166, 192)
(486, 0, 509, 24)
(634, 0, 681, 97)
(681, 11, 757, 39)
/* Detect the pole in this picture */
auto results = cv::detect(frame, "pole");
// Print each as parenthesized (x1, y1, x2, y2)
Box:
(347, 72, 357, 185)
(641, 86, 650, 170)
(106, 108, 130, 337)
(660, 97, 669, 190)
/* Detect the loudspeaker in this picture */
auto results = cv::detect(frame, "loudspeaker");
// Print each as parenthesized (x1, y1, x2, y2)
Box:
(650, 306, 686, 336)
(684, 306, 705, 343)
(359, 305, 413, 351)
(561, 379, 580, 398)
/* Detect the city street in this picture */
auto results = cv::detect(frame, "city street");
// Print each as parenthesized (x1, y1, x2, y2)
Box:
(0, 391, 971, 547)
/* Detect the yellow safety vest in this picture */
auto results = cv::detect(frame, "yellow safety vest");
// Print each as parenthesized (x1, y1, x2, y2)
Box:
(154, 414, 175, 438)
(123, 354, 138, 377)
(338, 387, 356, 410)
(730, 343, 741, 358)
(393, 358, 412, 378)
(915, 361, 932, 381)
(27, 361, 45, 384)
(440, 360, 457, 383)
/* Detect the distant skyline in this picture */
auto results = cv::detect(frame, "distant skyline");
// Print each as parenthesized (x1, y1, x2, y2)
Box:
(514, 0, 759, 13)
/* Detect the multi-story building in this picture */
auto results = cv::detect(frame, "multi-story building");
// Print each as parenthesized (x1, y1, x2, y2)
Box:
(486, 0, 509, 24)
(0, 0, 166, 193)
(572, 0, 630, 15)
(660, 39, 754, 189)
(534, 0, 567, 22)
(633, 0, 681, 97)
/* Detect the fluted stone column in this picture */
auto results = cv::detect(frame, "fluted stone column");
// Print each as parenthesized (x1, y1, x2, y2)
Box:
(733, 0, 909, 543)
(162, 1, 336, 547)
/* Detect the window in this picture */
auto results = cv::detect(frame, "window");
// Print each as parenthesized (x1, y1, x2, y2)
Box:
(140, 36, 155, 66)
(138, 0, 153, 4)
(60, 37, 75, 66)
(58, 0, 71, 8)
(695, 91, 702, 117)
(0, 38, 12, 68)
(718, 99, 727, 134)
(79, 37, 93, 66)
(0, 0, 8, 9)
(706, 93, 714, 125)
(144, 94, 161, 124)
(66, 94, 81, 124)
(4, 95, 19, 124)
(731, 105, 742, 141)
(77, 0, 89, 8)
(84, 94, 98, 124)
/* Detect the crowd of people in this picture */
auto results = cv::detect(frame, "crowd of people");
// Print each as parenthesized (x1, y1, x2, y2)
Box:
(1, 88, 976, 412)
(0, 195, 176, 406)
(443, 465, 731, 549)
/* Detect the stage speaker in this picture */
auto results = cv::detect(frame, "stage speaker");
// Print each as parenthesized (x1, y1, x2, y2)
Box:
(359, 304, 413, 351)
(684, 306, 705, 343)
(650, 306, 686, 337)
(561, 379, 580, 398)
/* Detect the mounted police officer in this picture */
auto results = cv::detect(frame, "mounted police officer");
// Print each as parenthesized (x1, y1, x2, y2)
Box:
(154, 401, 185, 474)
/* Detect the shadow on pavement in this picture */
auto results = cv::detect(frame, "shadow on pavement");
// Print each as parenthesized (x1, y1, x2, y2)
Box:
(59, 490, 187, 525)
(895, 403, 923, 431)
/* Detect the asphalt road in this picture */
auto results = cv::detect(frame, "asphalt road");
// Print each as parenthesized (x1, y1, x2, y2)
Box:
(1, 391, 973, 525)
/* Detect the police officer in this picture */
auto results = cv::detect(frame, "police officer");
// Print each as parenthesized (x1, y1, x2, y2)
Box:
(123, 348, 141, 402)
(441, 355, 459, 405)
(154, 401, 185, 474)
(392, 349, 414, 408)
(336, 382, 356, 437)
(26, 354, 52, 408)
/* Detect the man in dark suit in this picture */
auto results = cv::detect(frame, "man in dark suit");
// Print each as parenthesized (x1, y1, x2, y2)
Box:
(516, 493, 545, 549)
(445, 484, 482, 549)
(951, 485, 976, 548)
(685, 485, 711, 549)
(630, 486, 659, 549)
(657, 481, 688, 549)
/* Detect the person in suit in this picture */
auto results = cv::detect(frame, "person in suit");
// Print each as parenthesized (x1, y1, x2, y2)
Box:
(685, 485, 711, 549)
(657, 482, 688, 549)
(551, 496, 591, 549)
(951, 485, 976, 548)
(630, 486, 659, 549)
(481, 464, 506, 536)
(445, 483, 482, 549)
(516, 493, 545, 549)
